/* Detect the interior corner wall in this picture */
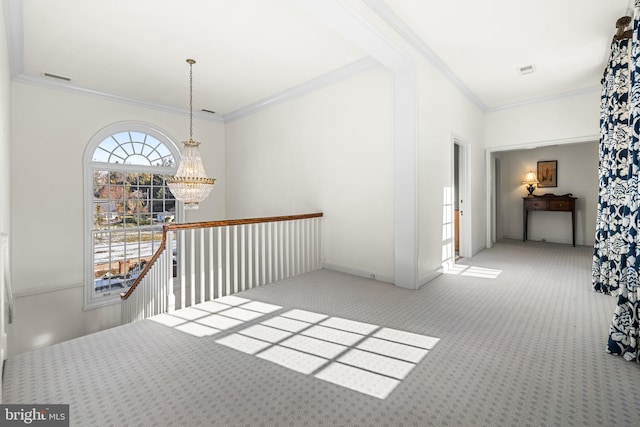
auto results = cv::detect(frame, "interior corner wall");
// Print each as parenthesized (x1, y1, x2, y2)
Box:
(416, 60, 486, 283)
(8, 82, 225, 356)
(225, 65, 396, 282)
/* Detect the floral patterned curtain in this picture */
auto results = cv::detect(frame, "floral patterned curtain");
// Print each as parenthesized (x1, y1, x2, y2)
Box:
(592, 36, 631, 295)
(593, 0, 640, 362)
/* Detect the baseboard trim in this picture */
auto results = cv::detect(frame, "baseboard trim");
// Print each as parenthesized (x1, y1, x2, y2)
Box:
(13, 282, 83, 299)
(419, 268, 442, 288)
(322, 263, 443, 290)
(322, 263, 394, 285)
(502, 234, 590, 247)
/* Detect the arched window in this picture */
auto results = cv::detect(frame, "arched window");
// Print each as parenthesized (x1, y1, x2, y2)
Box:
(84, 122, 181, 309)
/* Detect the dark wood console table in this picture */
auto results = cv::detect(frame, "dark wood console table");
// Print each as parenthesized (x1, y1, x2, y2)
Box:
(523, 194, 577, 247)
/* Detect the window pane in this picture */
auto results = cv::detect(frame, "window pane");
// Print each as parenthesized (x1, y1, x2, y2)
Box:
(141, 144, 153, 157)
(112, 132, 130, 144)
(129, 154, 151, 165)
(88, 130, 177, 306)
(98, 137, 119, 152)
(93, 132, 174, 167)
(91, 166, 172, 298)
(155, 143, 171, 158)
(123, 142, 136, 156)
(130, 132, 147, 143)
(93, 148, 110, 163)
(112, 147, 128, 161)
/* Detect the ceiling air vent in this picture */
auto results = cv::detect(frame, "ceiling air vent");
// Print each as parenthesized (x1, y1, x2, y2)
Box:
(518, 64, 536, 75)
(42, 72, 71, 82)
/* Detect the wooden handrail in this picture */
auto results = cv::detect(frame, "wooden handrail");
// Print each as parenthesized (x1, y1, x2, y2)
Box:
(120, 212, 323, 300)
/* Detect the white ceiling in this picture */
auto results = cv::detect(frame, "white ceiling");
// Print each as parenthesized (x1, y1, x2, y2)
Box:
(5, 0, 634, 118)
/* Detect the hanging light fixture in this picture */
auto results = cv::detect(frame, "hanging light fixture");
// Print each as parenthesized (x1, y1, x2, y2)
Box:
(167, 59, 216, 210)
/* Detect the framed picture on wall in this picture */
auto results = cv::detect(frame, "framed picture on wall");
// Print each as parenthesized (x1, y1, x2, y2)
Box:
(537, 160, 557, 188)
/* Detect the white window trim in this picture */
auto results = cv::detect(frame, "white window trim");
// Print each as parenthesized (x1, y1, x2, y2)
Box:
(83, 121, 183, 310)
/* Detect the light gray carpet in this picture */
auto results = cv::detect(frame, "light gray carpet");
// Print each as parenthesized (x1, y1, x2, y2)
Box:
(3, 239, 639, 426)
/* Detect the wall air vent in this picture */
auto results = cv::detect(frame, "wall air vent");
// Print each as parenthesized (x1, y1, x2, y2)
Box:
(518, 64, 536, 75)
(42, 72, 71, 82)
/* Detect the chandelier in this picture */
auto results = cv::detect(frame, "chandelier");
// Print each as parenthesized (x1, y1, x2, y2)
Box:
(167, 59, 216, 210)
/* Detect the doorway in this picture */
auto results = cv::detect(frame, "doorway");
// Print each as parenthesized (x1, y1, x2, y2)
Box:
(454, 144, 460, 258)
(453, 139, 470, 259)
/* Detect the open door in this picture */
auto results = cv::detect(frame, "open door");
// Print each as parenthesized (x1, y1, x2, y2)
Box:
(454, 140, 470, 259)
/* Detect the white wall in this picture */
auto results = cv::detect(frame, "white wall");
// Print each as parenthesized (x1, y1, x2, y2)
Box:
(0, 0, 9, 238)
(416, 61, 486, 282)
(485, 90, 600, 149)
(497, 142, 599, 246)
(1, 0, 12, 391)
(226, 65, 396, 281)
(226, 58, 487, 288)
(8, 60, 486, 355)
(8, 82, 225, 356)
(484, 90, 601, 247)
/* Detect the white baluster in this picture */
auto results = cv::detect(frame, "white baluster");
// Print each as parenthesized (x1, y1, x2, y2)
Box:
(199, 228, 205, 304)
(276, 221, 285, 280)
(248, 224, 254, 289)
(254, 224, 259, 286)
(275, 222, 280, 279)
(240, 224, 246, 291)
(267, 222, 273, 284)
(284, 220, 291, 279)
(208, 228, 214, 300)
(179, 230, 186, 309)
(295, 220, 300, 276)
(306, 219, 311, 272)
(233, 225, 239, 294)
(258, 223, 267, 286)
(225, 226, 231, 296)
(217, 227, 223, 299)
(189, 229, 196, 307)
(315, 218, 321, 270)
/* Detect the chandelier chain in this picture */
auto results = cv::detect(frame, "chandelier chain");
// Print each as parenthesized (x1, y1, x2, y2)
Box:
(167, 58, 215, 210)
(189, 59, 193, 140)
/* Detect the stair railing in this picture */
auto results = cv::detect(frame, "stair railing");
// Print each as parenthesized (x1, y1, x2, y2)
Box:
(121, 213, 323, 323)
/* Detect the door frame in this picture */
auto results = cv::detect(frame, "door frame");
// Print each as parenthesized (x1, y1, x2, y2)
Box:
(453, 136, 472, 259)
(484, 135, 598, 249)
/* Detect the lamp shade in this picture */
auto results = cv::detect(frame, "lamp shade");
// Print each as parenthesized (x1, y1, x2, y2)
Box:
(522, 171, 539, 185)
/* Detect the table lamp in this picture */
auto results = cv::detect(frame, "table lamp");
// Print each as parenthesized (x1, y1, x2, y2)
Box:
(522, 171, 539, 197)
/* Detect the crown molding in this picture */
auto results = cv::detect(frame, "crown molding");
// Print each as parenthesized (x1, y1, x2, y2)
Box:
(363, 0, 487, 111)
(3, 0, 374, 125)
(13, 74, 224, 122)
(362, 1, 606, 114)
(223, 56, 379, 123)
(4, 0, 595, 122)
(486, 134, 599, 153)
(485, 86, 601, 112)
